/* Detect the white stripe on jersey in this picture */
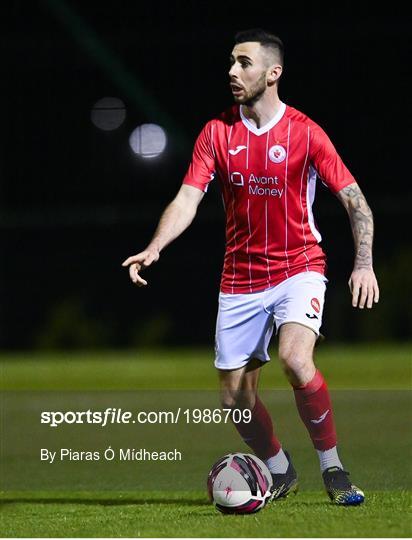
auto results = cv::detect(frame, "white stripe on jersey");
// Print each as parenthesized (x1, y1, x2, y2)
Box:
(211, 123, 216, 157)
(246, 129, 250, 170)
(300, 126, 311, 270)
(247, 198, 252, 292)
(226, 125, 237, 294)
(307, 165, 322, 242)
(265, 131, 269, 170)
(284, 120, 292, 278)
(226, 124, 233, 179)
(265, 200, 271, 286)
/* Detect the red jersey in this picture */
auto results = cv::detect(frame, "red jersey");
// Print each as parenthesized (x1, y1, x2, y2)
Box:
(183, 103, 356, 294)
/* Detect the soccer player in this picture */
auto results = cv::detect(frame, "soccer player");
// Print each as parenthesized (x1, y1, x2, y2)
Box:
(122, 28, 379, 505)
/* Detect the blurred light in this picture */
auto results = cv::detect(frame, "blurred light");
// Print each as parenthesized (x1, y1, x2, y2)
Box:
(91, 97, 126, 131)
(129, 124, 167, 158)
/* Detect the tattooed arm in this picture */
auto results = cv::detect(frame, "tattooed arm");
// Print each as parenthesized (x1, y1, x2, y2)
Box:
(335, 182, 380, 309)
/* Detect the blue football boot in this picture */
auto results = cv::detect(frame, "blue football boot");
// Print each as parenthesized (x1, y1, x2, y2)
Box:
(322, 466, 365, 505)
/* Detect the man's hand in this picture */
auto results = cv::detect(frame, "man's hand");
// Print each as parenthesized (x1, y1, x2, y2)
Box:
(335, 183, 380, 310)
(122, 248, 159, 287)
(348, 267, 379, 309)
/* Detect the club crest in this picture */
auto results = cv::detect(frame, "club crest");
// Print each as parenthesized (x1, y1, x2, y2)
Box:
(268, 144, 287, 163)
(311, 298, 321, 313)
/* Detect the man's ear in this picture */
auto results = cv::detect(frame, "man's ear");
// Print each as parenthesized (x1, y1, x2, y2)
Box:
(267, 65, 283, 85)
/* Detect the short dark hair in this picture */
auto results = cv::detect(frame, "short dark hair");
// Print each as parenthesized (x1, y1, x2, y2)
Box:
(234, 28, 284, 65)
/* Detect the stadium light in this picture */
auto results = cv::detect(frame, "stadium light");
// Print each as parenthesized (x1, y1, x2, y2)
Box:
(43, 0, 189, 154)
(91, 97, 126, 131)
(129, 124, 167, 159)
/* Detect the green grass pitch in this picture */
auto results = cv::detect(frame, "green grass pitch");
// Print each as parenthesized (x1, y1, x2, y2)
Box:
(1, 343, 411, 537)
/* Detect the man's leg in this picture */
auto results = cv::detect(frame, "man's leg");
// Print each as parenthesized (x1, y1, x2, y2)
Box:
(218, 359, 283, 460)
(218, 359, 298, 499)
(214, 288, 297, 499)
(278, 322, 364, 505)
(278, 322, 339, 454)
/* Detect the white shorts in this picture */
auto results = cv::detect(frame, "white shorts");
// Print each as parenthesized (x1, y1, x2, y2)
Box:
(214, 271, 328, 370)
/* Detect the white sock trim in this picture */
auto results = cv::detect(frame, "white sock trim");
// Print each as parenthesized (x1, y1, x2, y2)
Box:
(317, 446, 343, 472)
(265, 448, 288, 474)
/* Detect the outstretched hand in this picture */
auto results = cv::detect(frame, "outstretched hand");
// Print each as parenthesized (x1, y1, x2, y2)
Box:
(348, 267, 379, 309)
(122, 248, 159, 287)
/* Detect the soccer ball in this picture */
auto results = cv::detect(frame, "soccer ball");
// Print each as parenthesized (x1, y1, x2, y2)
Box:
(207, 453, 273, 514)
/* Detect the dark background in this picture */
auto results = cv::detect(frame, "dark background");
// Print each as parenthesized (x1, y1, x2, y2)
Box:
(2, 1, 410, 350)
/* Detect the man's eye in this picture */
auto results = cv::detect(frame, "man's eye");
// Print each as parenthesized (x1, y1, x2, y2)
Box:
(241, 62, 250, 68)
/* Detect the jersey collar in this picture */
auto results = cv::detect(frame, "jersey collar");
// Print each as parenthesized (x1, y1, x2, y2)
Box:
(239, 102, 286, 136)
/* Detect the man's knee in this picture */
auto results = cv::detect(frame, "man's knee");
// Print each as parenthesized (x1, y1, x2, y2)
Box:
(278, 345, 315, 386)
(218, 360, 260, 410)
(220, 389, 238, 410)
(219, 387, 256, 410)
(278, 323, 317, 386)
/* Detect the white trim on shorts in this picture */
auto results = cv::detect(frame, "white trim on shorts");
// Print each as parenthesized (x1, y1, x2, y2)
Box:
(214, 271, 328, 370)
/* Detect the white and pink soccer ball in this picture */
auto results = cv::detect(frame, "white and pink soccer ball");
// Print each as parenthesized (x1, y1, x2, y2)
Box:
(207, 453, 273, 514)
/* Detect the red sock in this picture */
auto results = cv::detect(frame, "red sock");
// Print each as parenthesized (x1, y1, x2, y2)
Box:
(293, 370, 337, 450)
(233, 396, 282, 460)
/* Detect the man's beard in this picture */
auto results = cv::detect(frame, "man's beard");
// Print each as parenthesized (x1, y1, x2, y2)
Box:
(235, 72, 267, 106)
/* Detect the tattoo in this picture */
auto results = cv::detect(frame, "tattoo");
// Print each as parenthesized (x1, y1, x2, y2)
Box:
(336, 183, 374, 269)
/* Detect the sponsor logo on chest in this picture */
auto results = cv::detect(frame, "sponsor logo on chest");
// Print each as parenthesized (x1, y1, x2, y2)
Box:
(230, 172, 284, 197)
(227, 136, 287, 197)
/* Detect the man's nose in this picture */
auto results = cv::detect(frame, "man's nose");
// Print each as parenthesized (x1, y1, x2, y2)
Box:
(229, 64, 238, 79)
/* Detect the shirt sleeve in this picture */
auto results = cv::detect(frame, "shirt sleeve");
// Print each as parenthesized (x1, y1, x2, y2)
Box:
(309, 123, 356, 194)
(182, 120, 216, 193)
